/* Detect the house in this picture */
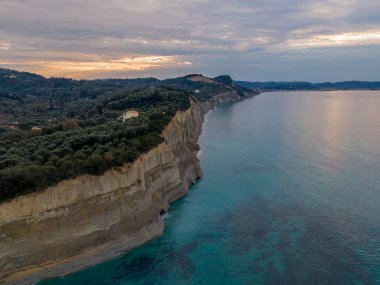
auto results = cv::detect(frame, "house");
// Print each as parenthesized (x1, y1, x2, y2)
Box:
(122, 110, 139, 122)
(31, 126, 42, 134)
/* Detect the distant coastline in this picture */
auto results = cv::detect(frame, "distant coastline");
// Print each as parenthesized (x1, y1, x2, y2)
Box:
(258, 88, 380, 93)
(236, 80, 380, 92)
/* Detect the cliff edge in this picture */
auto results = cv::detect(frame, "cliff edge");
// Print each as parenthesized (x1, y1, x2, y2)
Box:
(0, 75, 257, 284)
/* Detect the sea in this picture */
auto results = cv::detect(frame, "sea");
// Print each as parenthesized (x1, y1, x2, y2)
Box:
(40, 91, 380, 285)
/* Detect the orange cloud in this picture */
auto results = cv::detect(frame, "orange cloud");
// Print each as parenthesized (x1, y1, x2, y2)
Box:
(0, 55, 192, 78)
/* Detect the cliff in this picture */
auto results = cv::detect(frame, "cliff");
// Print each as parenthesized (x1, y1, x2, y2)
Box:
(0, 90, 254, 284)
(0, 98, 213, 284)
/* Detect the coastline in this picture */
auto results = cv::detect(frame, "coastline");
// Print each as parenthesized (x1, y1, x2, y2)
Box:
(0, 99, 212, 285)
(0, 93, 255, 285)
(259, 88, 380, 93)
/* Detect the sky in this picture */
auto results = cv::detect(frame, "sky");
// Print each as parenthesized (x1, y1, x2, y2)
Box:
(0, 0, 380, 81)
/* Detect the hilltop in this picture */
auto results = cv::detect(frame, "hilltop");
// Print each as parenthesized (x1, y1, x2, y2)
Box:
(0, 69, 250, 126)
(0, 69, 255, 201)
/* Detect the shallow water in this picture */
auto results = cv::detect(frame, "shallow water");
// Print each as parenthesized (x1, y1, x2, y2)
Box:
(41, 91, 380, 285)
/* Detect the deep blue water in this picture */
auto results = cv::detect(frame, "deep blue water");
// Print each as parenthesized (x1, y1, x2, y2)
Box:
(41, 91, 380, 285)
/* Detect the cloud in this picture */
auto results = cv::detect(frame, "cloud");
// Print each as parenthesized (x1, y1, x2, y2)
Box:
(0, 54, 192, 78)
(0, 0, 379, 80)
(0, 43, 11, 50)
(285, 30, 380, 49)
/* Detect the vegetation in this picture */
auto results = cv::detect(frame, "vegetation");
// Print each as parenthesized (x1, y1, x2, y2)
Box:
(0, 68, 160, 127)
(162, 74, 252, 100)
(0, 78, 190, 201)
(0, 69, 255, 201)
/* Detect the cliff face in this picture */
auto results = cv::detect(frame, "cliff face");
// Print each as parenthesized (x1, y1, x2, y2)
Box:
(0, 89, 255, 284)
(0, 98, 215, 284)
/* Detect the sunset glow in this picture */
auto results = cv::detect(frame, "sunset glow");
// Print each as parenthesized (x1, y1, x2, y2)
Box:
(0, 0, 380, 80)
(0, 55, 192, 78)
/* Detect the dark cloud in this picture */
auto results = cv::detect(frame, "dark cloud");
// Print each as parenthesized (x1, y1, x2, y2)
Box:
(0, 0, 379, 80)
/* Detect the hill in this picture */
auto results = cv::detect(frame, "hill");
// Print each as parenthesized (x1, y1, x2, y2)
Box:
(236, 80, 380, 92)
(0, 69, 255, 201)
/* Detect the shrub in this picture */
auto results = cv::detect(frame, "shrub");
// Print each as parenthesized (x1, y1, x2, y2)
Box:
(63, 119, 79, 131)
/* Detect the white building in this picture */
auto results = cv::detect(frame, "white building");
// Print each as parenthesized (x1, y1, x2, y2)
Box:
(122, 110, 139, 122)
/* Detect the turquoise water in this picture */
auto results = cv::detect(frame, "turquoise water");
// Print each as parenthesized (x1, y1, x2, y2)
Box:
(41, 91, 380, 285)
